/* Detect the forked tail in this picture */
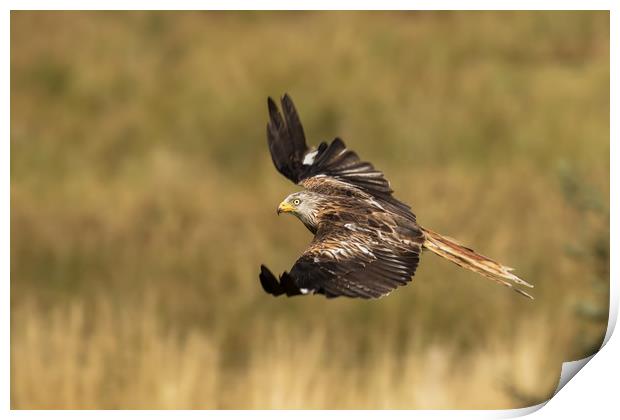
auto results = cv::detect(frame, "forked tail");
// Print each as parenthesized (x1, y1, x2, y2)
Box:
(421, 227, 534, 299)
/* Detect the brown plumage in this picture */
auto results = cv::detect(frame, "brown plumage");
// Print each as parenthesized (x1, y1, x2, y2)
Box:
(260, 94, 534, 300)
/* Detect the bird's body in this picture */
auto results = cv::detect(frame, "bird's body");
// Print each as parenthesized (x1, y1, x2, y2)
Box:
(260, 94, 533, 300)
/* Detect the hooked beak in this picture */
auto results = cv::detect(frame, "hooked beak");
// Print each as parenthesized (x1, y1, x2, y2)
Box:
(277, 201, 295, 215)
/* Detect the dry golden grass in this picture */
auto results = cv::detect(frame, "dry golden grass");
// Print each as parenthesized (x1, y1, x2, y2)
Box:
(11, 11, 609, 409)
(12, 295, 562, 409)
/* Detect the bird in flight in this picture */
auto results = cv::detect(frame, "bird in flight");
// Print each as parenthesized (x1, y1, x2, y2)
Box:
(259, 94, 533, 300)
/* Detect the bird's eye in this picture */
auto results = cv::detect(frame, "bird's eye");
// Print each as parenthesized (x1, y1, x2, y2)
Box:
(293, 199, 301, 205)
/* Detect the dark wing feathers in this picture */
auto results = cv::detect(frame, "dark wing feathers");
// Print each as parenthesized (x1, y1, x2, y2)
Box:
(261, 222, 421, 299)
(267, 96, 308, 182)
(259, 265, 302, 297)
(268, 96, 399, 197)
(306, 137, 394, 196)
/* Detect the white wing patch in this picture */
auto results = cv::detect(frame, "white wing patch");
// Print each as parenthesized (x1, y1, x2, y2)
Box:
(302, 150, 319, 165)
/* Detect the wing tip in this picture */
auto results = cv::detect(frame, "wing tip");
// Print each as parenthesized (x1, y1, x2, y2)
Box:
(259, 265, 303, 298)
(267, 93, 293, 114)
(267, 97, 281, 124)
(259, 264, 282, 296)
(332, 137, 346, 147)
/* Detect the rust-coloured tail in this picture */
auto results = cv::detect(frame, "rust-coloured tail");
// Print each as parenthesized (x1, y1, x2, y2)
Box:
(421, 227, 534, 299)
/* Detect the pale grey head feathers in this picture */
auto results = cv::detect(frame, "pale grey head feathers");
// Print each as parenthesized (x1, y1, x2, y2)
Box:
(277, 191, 324, 231)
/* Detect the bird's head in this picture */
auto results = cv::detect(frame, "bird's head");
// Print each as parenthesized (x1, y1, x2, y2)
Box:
(277, 191, 323, 232)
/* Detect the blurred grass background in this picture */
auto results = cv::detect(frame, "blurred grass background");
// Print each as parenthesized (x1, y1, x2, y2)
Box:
(10, 11, 609, 409)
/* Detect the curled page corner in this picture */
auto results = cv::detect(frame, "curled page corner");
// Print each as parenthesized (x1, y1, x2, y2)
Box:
(501, 401, 547, 418)
(546, 289, 615, 399)
(551, 273, 617, 396)
(602, 278, 618, 347)
(503, 283, 617, 416)
(500, 355, 597, 417)
(554, 355, 595, 395)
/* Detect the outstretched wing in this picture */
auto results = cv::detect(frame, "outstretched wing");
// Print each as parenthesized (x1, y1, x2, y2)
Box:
(267, 94, 414, 221)
(259, 220, 422, 299)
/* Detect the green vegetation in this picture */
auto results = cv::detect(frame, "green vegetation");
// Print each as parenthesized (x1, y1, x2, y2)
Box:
(11, 11, 609, 408)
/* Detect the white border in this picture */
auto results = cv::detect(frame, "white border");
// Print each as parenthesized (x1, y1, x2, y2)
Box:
(2, 1, 616, 11)
(3, 2, 11, 416)
(4, 2, 616, 419)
